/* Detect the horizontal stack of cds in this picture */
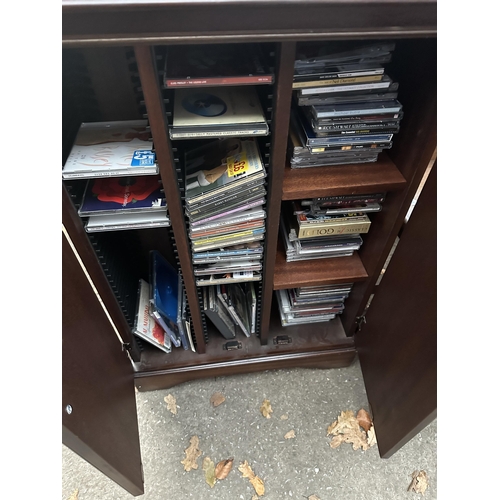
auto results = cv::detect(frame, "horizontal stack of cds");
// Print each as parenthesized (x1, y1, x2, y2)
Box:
(184, 137, 267, 286)
(280, 193, 386, 261)
(62, 119, 171, 233)
(289, 42, 403, 168)
(78, 175, 171, 233)
(276, 283, 353, 327)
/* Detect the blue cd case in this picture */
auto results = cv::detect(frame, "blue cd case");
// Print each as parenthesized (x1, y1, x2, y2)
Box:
(149, 250, 181, 347)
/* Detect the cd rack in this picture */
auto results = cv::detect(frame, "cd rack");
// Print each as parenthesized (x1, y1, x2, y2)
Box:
(88, 231, 139, 328)
(153, 43, 276, 343)
(130, 46, 200, 351)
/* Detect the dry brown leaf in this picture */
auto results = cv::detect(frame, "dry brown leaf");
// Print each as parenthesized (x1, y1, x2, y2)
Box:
(284, 430, 296, 439)
(260, 399, 273, 418)
(181, 436, 202, 471)
(308, 496, 321, 500)
(367, 425, 377, 448)
(68, 490, 79, 500)
(327, 410, 371, 451)
(408, 470, 429, 495)
(356, 408, 373, 432)
(251, 496, 259, 500)
(250, 476, 265, 496)
(215, 458, 234, 480)
(164, 394, 177, 415)
(343, 429, 369, 451)
(329, 435, 344, 449)
(238, 461, 265, 497)
(280, 414, 288, 420)
(202, 457, 216, 488)
(210, 392, 226, 407)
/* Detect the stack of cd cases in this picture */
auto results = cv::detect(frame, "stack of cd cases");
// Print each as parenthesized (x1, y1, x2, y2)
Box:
(289, 41, 403, 168)
(202, 282, 257, 339)
(132, 250, 195, 353)
(183, 137, 267, 286)
(276, 284, 353, 326)
(279, 193, 385, 261)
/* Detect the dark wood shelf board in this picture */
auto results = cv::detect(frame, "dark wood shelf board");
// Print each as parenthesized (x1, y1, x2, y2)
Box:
(282, 152, 407, 200)
(134, 304, 355, 390)
(273, 239, 368, 290)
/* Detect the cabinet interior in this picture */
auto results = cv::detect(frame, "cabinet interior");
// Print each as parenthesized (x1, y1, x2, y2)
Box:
(62, 37, 436, 386)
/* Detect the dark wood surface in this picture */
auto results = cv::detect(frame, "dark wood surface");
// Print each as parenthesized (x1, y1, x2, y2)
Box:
(62, 231, 144, 496)
(62, 184, 142, 360)
(135, 305, 355, 390)
(282, 152, 407, 200)
(260, 42, 297, 344)
(356, 162, 436, 458)
(340, 38, 437, 336)
(274, 239, 368, 290)
(62, 1, 437, 46)
(134, 45, 207, 353)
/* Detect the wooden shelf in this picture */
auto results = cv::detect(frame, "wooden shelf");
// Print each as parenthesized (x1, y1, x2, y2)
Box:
(134, 301, 355, 390)
(282, 151, 407, 201)
(273, 238, 368, 290)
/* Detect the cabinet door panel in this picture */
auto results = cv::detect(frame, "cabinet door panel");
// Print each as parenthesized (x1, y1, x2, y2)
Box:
(62, 229, 144, 496)
(356, 163, 437, 458)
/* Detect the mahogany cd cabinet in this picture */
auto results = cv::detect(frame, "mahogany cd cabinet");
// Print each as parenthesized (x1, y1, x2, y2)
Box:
(62, 1, 437, 495)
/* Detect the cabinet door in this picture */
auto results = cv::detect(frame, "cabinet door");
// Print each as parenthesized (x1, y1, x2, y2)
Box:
(356, 163, 437, 458)
(62, 228, 144, 496)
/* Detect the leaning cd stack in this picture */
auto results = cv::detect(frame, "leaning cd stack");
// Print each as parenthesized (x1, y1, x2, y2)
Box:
(280, 193, 386, 262)
(184, 137, 267, 287)
(289, 41, 403, 168)
(276, 283, 353, 327)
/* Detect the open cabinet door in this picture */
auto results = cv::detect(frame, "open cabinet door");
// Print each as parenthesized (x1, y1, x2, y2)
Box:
(355, 162, 437, 458)
(62, 227, 144, 496)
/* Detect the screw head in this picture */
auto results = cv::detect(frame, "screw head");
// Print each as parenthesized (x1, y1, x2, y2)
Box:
(65, 405, 73, 415)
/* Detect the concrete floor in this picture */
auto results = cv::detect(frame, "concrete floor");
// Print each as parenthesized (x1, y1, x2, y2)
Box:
(61, 357, 437, 500)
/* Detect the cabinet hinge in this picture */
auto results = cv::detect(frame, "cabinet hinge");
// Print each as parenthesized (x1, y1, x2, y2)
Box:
(355, 315, 367, 333)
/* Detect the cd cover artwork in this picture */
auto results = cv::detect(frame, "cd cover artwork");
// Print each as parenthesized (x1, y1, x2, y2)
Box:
(182, 92, 228, 117)
(173, 86, 267, 127)
(62, 120, 158, 179)
(78, 175, 167, 216)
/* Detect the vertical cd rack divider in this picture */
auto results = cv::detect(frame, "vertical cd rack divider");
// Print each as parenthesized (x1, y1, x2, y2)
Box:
(131, 46, 200, 352)
(156, 45, 204, 349)
(134, 44, 208, 354)
(253, 64, 275, 338)
(259, 42, 297, 345)
(156, 45, 209, 347)
(87, 232, 139, 329)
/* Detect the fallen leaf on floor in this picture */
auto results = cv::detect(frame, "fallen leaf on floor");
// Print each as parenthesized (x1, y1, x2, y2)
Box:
(164, 394, 178, 415)
(327, 410, 376, 451)
(284, 430, 296, 439)
(181, 436, 202, 471)
(238, 460, 265, 496)
(367, 425, 377, 447)
(408, 470, 428, 495)
(280, 414, 288, 420)
(202, 457, 216, 488)
(215, 458, 234, 480)
(356, 408, 373, 432)
(308, 495, 321, 500)
(260, 399, 273, 418)
(210, 392, 226, 407)
(68, 489, 79, 500)
(251, 496, 259, 500)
